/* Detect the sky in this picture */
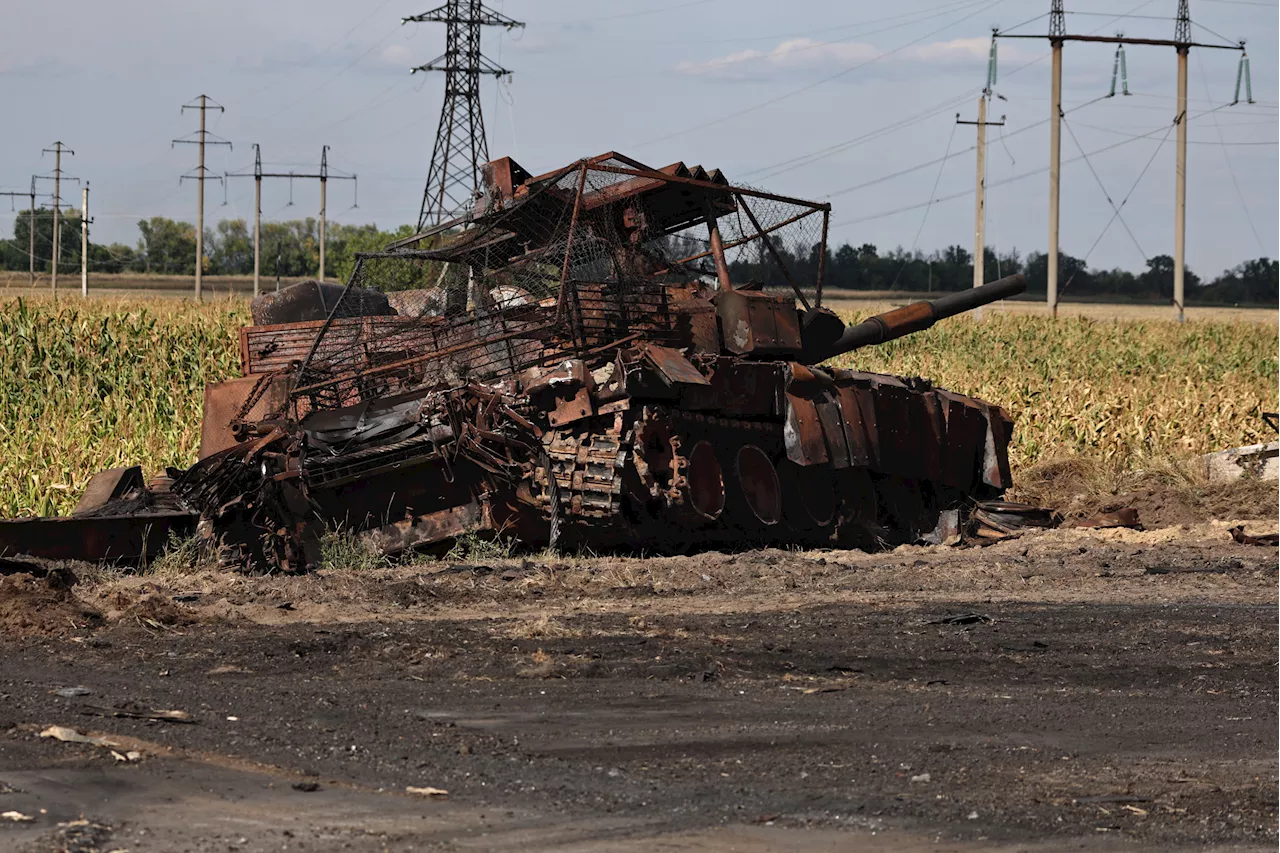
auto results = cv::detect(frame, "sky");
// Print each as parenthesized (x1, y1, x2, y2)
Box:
(1, 0, 1276, 278)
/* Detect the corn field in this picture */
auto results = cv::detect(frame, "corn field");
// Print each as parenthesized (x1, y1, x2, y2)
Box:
(0, 298, 246, 517)
(0, 297, 1274, 518)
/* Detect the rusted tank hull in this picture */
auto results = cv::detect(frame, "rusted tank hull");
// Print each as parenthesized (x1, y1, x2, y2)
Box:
(0, 152, 1025, 571)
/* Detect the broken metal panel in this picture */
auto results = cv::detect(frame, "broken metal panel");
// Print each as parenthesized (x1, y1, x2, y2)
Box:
(783, 393, 829, 466)
(713, 290, 802, 356)
(693, 360, 785, 417)
(833, 384, 874, 468)
(73, 466, 145, 516)
(358, 499, 492, 555)
(981, 404, 1014, 490)
(639, 343, 711, 388)
(200, 375, 292, 459)
(0, 513, 194, 563)
(932, 391, 987, 491)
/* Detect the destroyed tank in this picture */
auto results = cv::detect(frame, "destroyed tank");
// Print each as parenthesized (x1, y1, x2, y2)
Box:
(0, 152, 1025, 571)
(173, 152, 1026, 571)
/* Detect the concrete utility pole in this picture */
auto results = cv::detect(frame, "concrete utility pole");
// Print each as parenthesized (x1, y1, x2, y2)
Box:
(1048, 32, 1063, 317)
(41, 142, 76, 294)
(957, 97, 1005, 319)
(227, 145, 354, 287)
(0, 183, 38, 286)
(28, 180, 35, 287)
(174, 95, 230, 301)
(997, 0, 1243, 321)
(319, 146, 328, 282)
(80, 183, 91, 297)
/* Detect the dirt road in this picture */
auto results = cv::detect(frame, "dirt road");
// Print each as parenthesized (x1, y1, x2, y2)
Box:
(1, 519, 1276, 852)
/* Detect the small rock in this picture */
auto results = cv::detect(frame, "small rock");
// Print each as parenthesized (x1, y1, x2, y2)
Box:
(54, 687, 92, 698)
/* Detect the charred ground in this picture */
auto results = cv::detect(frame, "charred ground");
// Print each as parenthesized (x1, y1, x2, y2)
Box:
(0, 490, 1276, 852)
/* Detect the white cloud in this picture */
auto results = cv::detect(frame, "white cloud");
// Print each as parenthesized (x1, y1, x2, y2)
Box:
(676, 36, 1027, 80)
(379, 43, 414, 67)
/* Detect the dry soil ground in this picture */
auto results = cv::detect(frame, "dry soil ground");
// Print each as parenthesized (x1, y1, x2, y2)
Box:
(1, 503, 1277, 852)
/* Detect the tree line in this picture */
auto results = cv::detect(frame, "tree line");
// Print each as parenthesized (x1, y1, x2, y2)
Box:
(1, 212, 1273, 305)
(0, 211, 413, 284)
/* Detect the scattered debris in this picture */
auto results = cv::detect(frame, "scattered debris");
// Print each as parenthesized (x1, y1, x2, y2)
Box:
(1, 811, 34, 822)
(929, 613, 993, 626)
(110, 750, 143, 763)
(405, 785, 449, 797)
(54, 686, 93, 698)
(1199, 441, 1278, 483)
(1073, 794, 1153, 805)
(80, 705, 193, 724)
(1065, 507, 1142, 530)
(292, 781, 321, 792)
(970, 501, 1060, 540)
(1229, 525, 1278, 546)
(38, 725, 118, 747)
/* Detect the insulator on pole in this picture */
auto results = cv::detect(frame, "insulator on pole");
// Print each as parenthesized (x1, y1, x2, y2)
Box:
(1244, 55, 1253, 104)
(1119, 44, 1129, 95)
(1232, 53, 1244, 104)
(1109, 44, 1120, 97)
(987, 32, 998, 92)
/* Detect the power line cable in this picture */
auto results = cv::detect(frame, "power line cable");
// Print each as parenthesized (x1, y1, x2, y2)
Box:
(830, 115, 1195, 227)
(822, 94, 1109, 199)
(891, 122, 959, 287)
(647, 0, 985, 45)
(1078, 121, 1174, 265)
(631, 0, 1010, 149)
(738, 0, 1159, 182)
(1196, 50, 1270, 256)
(1059, 115, 1148, 260)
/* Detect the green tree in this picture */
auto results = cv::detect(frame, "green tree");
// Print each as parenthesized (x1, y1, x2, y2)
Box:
(136, 217, 196, 274)
(210, 219, 253, 275)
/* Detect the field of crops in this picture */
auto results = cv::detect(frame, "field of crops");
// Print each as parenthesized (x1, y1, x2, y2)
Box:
(0, 296, 1275, 517)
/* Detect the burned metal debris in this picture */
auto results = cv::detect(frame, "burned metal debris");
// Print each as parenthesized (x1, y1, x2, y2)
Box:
(0, 152, 1027, 571)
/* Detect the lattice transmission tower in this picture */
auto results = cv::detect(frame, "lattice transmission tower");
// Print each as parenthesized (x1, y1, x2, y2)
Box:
(404, 1, 524, 231)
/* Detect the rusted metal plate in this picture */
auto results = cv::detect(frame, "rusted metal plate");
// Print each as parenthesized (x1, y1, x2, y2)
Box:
(640, 344, 711, 387)
(714, 290, 802, 356)
(0, 513, 195, 563)
(783, 393, 829, 466)
(200, 375, 291, 460)
(73, 466, 145, 516)
(547, 386, 594, 428)
(358, 500, 491, 554)
(981, 404, 1014, 489)
(240, 315, 433, 376)
(934, 390, 987, 491)
(833, 384, 873, 468)
(815, 398, 851, 469)
(866, 378, 922, 481)
(692, 359, 784, 416)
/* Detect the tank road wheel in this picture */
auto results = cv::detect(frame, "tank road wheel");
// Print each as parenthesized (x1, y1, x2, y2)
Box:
(779, 460, 836, 530)
(831, 466, 881, 549)
(686, 440, 726, 522)
(735, 444, 782, 526)
(632, 409, 724, 528)
(874, 474, 938, 545)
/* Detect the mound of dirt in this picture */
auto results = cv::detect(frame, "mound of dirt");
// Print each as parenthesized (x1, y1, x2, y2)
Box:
(0, 573, 103, 638)
(1012, 455, 1278, 529)
(107, 589, 201, 628)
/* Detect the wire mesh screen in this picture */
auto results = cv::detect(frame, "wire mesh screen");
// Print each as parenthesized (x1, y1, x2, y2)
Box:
(287, 157, 827, 415)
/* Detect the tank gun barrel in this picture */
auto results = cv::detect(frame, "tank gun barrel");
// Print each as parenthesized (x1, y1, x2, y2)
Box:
(802, 274, 1026, 364)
